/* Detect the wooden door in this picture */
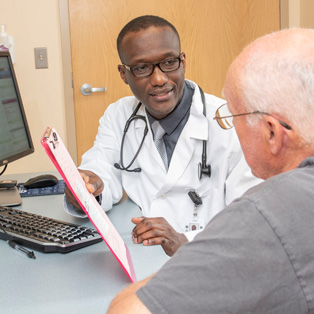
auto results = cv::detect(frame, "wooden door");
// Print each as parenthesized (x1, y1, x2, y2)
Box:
(68, 0, 280, 164)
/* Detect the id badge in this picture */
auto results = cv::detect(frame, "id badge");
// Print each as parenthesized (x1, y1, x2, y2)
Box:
(185, 218, 205, 232)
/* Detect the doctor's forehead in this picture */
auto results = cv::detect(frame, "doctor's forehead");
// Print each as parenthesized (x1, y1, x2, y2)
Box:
(119, 27, 180, 61)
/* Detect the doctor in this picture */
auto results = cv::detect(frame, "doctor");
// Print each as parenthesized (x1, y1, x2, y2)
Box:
(65, 15, 261, 256)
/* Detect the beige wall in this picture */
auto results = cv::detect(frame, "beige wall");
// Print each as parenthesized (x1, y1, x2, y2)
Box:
(282, 0, 314, 28)
(288, 0, 301, 27)
(0, 0, 66, 175)
(1, 0, 313, 176)
(300, 0, 314, 28)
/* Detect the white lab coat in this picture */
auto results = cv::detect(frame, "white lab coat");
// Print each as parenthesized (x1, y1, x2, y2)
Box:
(67, 80, 262, 240)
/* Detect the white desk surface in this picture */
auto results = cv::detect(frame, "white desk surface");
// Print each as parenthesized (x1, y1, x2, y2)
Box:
(0, 172, 169, 314)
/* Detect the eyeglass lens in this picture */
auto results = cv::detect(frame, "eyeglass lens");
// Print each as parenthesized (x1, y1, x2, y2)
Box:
(216, 104, 234, 129)
(131, 57, 181, 77)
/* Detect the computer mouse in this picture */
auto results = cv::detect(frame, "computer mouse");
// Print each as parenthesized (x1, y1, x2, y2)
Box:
(23, 174, 58, 189)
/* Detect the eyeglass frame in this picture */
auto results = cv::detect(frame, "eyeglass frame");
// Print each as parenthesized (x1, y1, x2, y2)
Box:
(122, 52, 184, 78)
(213, 103, 292, 130)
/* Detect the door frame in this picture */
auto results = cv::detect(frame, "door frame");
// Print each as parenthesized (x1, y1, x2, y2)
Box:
(58, 0, 289, 165)
(59, 0, 77, 164)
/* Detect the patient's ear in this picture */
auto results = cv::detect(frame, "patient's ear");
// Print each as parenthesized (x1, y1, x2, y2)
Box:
(264, 116, 285, 155)
(118, 65, 129, 85)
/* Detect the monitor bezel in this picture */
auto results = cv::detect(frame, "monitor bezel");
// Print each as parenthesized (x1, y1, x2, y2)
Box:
(0, 51, 34, 167)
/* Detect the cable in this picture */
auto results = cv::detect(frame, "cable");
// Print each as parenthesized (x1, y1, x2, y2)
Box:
(0, 164, 8, 176)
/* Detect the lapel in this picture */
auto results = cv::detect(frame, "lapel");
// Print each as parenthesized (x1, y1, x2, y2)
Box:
(164, 93, 208, 191)
(163, 87, 208, 194)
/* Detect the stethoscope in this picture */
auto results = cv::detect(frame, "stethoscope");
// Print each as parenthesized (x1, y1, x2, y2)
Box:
(114, 86, 211, 180)
(114, 102, 148, 173)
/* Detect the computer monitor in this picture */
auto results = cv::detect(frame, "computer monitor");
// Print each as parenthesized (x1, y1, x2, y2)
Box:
(0, 51, 34, 206)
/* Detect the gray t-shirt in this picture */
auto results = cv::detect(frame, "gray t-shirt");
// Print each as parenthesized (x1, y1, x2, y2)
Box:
(137, 157, 314, 313)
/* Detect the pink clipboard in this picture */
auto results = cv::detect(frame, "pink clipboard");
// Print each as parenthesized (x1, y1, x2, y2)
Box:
(41, 127, 137, 282)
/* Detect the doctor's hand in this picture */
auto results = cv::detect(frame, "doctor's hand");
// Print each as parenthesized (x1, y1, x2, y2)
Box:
(64, 169, 104, 211)
(131, 217, 188, 256)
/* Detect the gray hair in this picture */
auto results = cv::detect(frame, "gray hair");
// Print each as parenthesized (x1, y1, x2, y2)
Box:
(239, 28, 314, 144)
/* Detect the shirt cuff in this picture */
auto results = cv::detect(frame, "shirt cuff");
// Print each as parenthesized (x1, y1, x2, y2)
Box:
(63, 194, 87, 218)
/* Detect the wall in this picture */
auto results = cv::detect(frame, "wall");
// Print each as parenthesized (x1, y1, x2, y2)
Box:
(282, 0, 314, 28)
(288, 0, 301, 27)
(300, 0, 314, 28)
(0, 0, 66, 175)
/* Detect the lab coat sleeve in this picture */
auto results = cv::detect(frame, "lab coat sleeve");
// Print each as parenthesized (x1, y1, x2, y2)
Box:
(78, 103, 126, 212)
(63, 194, 87, 218)
(67, 99, 138, 216)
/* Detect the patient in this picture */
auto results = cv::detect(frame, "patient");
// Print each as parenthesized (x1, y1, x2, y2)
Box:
(108, 28, 314, 313)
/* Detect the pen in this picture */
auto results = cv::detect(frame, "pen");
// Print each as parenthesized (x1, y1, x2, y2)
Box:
(7, 240, 36, 259)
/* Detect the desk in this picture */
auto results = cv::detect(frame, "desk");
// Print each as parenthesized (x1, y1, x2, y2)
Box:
(0, 172, 169, 314)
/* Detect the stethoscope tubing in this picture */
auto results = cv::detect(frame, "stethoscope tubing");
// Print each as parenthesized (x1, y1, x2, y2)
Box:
(114, 103, 148, 172)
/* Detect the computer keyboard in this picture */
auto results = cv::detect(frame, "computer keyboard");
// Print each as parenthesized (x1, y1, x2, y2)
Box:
(0, 206, 102, 253)
(17, 180, 66, 197)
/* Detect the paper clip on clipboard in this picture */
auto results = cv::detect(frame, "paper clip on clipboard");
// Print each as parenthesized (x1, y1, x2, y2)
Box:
(41, 127, 137, 282)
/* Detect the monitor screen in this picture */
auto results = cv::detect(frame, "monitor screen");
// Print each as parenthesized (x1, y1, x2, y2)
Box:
(0, 51, 34, 168)
(0, 51, 34, 206)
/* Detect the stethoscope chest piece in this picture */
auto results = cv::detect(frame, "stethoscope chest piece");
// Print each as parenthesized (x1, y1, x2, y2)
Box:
(198, 162, 211, 180)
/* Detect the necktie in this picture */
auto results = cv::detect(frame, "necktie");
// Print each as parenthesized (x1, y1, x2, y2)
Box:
(152, 121, 168, 170)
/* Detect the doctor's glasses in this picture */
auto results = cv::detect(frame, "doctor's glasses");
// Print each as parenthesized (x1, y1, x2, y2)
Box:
(122, 53, 184, 78)
(213, 103, 292, 130)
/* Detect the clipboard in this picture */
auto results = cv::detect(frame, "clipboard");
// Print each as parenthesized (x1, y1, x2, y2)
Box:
(41, 127, 137, 282)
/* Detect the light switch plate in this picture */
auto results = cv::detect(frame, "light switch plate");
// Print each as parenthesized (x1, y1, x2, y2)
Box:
(34, 47, 48, 69)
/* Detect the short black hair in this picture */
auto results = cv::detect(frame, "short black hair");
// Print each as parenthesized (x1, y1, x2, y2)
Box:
(117, 15, 181, 60)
